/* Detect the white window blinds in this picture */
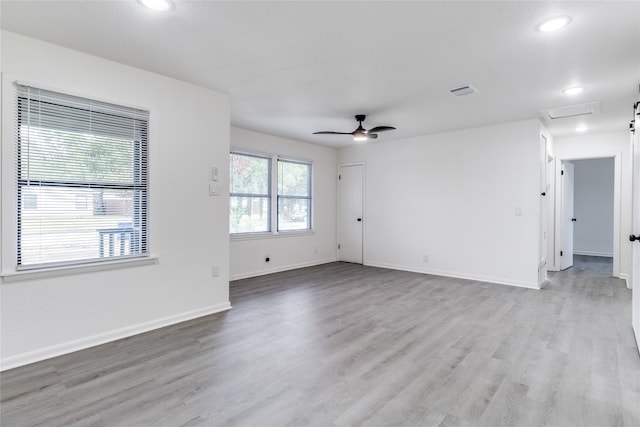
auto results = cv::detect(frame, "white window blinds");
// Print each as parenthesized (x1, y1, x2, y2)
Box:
(15, 84, 149, 269)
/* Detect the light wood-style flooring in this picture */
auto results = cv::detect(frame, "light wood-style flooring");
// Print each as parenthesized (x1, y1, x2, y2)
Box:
(2, 257, 639, 426)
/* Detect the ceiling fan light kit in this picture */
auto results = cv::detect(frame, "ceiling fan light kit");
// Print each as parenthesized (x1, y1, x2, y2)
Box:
(313, 114, 396, 142)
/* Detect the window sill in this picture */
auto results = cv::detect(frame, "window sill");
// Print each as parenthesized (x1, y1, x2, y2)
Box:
(230, 229, 315, 242)
(0, 256, 159, 283)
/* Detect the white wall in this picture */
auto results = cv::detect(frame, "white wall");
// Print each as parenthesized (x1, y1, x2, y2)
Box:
(230, 127, 337, 279)
(339, 119, 543, 289)
(573, 158, 615, 257)
(0, 31, 231, 370)
(551, 131, 632, 282)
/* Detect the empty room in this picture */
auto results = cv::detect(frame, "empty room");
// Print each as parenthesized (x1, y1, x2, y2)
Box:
(1, 1, 640, 426)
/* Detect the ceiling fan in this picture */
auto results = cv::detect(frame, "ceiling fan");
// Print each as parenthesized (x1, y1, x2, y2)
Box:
(313, 114, 396, 142)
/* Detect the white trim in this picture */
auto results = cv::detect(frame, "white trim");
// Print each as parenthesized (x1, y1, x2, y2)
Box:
(230, 258, 336, 281)
(573, 250, 613, 257)
(619, 273, 630, 289)
(230, 229, 315, 242)
(1, 256, 159, 282)
(366, 261, 541, 290)
(0, 302, 232, 372)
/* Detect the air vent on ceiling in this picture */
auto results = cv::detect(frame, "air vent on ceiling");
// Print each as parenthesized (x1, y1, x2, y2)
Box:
(449, 84, 478, 97)
(540, 102, 600, 120)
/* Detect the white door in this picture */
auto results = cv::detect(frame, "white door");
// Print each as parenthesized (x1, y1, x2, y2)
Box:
(631, 102, 640, 353)
(560, 161, 575, 270)
(338, 164, 363, 264)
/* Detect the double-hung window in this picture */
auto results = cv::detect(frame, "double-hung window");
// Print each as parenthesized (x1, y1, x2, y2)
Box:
(229, 152, 312, 235)
(229, 152, 271, 234)
(16, 84, 149, 269)
(277, 159, 311, 231)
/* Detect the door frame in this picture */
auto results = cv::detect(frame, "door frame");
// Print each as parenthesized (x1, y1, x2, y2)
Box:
(337, 162, 365, 264)
(558, 160, 575, 270)
(630, 101, 639, 352)
(552, 153, 622, 279)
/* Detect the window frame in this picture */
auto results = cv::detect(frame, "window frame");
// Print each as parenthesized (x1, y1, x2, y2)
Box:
(13, 83, 150, 271)
(229, 150, 313, 239)
(276, 158, 312, 232)
(229, 151, 272, 236)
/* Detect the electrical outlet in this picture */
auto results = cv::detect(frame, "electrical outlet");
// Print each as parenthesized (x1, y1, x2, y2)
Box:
(423, 255, 429, 263)
(212, 265, 219, 277)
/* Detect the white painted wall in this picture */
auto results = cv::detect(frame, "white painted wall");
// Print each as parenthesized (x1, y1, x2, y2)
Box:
(0, 31, 231, 370)
(338, 120, 543, 289)
(230, 127, 337, 280)
(573, 158, 615, 257)
(551, 131, 632, 282)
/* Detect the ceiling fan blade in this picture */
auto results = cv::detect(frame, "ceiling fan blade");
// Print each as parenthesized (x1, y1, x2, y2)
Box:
(367, 126, 396, 133)
(312, 131, 354, 135)
(367, 133, 378, 139)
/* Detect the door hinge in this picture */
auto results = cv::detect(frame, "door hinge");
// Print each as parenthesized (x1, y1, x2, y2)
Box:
(561, 170, 564, 176)
(338, 174, 341, 180)
(338, 244, 341, 250)
(560, 251, 563, 256)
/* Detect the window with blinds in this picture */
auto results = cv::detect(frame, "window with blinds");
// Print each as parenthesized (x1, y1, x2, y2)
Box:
(15, 84, 149, 269)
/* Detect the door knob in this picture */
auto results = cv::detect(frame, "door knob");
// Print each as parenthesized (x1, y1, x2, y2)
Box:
(630, 234, 640, 242)
(571, 218, 577, 222)
(357, 218, 362, 222)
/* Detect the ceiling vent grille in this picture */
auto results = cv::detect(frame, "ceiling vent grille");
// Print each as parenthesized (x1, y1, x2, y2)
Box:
(540, 102, 600, 120)
(449, 84, 478, 97)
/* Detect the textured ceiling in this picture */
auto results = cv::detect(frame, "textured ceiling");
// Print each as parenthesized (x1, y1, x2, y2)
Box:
(2, 1, 639, 147)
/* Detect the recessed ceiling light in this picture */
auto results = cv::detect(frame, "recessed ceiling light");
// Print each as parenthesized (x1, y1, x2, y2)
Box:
(139, 0, 172, 12)
(563, 86, 584, 95)
(576, 125, 588, 132)
(537, 16, 571, 32)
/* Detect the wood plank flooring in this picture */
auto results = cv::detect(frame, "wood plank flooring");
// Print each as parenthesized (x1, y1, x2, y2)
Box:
(1, 257, 639, 426)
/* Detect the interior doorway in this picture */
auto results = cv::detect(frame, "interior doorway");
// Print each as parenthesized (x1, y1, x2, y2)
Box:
(338, 163, 364, 264)
(554, 156, 618, 276)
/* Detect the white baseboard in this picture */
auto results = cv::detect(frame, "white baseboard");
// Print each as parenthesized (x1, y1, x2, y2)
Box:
(0, 302, 232, 372)
(573, 250, 613, 257)
(618, 273, 630, 289)
(230, 258, 337, 281)
(365, 261, 540, 290)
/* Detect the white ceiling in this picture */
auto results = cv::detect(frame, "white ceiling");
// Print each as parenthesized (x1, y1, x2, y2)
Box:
(2, 1, 639, 147)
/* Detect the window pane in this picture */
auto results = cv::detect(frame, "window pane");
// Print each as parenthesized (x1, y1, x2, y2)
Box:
(278, 160, 310, 196)
(278, 197, 310, 231)
(19, 186, 142, 266)
(230, 196, 270, 233)
(230, 153, 270, 195)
